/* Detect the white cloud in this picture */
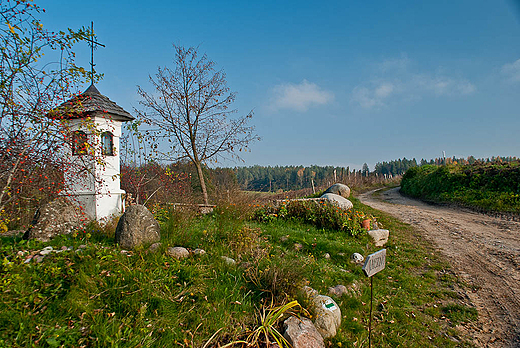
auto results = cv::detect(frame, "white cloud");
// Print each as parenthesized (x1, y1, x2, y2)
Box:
(351, 56, 476, 109)
(415, 75, 476, 96)
(375, 83, 395, 98)
(270, 80, 334, 112)
(501, 58, 520, 82)
(351, 82, 396, 109)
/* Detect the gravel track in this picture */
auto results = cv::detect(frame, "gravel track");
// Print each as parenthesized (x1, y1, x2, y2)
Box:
(359, 187, 520, 348)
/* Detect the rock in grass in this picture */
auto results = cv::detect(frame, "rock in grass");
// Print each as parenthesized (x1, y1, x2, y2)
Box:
(147, 242, 162, 254)
(115, 205, 160, 250)
(167, 247, 189, 260)
(221, 256, 236, 266)
(328, 285, 348, 297)
(193, 248, 206, 256)
(283, 316, 325, 348)
(351, 252, 364, 264)
(40, 246, 53, 255)
(368, 229, 389, 247)
(320, 193, 353, 210)
(302, 286, 341, 339)
(23, 197, 85, 242)
(323, 183, 351, 198)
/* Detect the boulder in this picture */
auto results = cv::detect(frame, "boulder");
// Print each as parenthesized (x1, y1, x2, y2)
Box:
(23, 197, 86, 242)
(368, 229, 389, 247)
(323, 183, 351, 198)
(283, 316, 325, 348)
(115, 205, 160, 250)
(302, 286, 341, 339)
(320, 193, 353, 210)
(167, 246, 189, 260)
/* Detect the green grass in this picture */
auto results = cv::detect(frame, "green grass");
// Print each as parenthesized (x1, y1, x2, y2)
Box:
(0, 199, 477, 347)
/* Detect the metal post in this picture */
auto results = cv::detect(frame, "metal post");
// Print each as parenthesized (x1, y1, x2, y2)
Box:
(369, 275, 373, 348)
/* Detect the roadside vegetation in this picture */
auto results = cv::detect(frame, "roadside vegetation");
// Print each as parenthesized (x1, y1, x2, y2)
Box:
(401, 161, 520, 214)
(1, 195, 478, 347)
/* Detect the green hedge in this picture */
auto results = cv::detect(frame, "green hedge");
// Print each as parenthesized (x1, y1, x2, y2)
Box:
(400, 162, 520, 214)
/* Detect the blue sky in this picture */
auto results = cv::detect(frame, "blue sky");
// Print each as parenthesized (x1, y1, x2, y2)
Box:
(41, 0, 520, 169)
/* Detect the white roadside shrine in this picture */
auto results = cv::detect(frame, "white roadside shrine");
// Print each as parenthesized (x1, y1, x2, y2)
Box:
(54, 84, 134, 221)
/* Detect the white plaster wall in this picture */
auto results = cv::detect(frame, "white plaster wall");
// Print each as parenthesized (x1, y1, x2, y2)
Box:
(65, 115, 126, 221)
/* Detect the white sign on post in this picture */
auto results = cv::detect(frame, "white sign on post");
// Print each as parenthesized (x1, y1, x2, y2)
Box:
(362, 249, 386, 277)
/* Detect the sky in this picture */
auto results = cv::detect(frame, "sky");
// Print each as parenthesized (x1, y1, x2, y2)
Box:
(40, 0, 520, 170)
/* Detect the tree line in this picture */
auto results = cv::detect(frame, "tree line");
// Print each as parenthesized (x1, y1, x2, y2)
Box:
(231, 165, 366, 192)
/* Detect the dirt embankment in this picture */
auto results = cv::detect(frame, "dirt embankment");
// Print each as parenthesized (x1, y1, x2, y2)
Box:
(359, 187, 520, 348)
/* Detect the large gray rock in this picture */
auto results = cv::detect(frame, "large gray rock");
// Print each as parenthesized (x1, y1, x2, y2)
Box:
(283, 316, 325, 348)
(324, 183, 351, 198)
(368, 229, 390, 247)
(302, 286, 341, 339)
(320, 193, 353, 210)
(115, 205, 160, 250)
(23, 197, 86, 242)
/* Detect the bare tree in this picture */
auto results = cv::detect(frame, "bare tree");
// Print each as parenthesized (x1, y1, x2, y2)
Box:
(136, 45, 259, 205)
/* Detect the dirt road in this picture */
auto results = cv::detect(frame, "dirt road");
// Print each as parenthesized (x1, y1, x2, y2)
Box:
(359, 188, 520, 348)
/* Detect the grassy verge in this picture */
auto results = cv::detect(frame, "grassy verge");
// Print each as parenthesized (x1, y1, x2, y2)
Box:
(401, 162, 520, 214)
(0, 200, 477, 347)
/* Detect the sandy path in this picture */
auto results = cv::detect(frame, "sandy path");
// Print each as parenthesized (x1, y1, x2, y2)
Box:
(358, 187, 520, 348)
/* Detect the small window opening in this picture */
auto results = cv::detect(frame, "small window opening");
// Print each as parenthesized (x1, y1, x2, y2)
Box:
(72, 131, 87, 155)
(101, 131, 114, 156)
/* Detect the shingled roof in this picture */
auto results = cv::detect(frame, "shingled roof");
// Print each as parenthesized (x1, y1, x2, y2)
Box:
(50, 84, 134, 122)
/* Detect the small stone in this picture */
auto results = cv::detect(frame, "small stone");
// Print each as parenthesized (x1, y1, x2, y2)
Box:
(34, 255, 45, 263)
(193, 248, 206, 256)
(40, 246, 53, 255)
(167, 247, 189, 260)
(67, 246, 73, 251)
(61, 246, 68, 251)
(350, 253, 365, 264)
(17, 251, 26, 257)
(24, 257, 33, 264)
(147, 242, 162, 254)
(368, 229, 389, 247)
(328, 285, 348, 297)
(351, 253, 364, 264)
(221, 256, 236, 266)
(78, 245, 87, 249)
(324, 253, 331, 259)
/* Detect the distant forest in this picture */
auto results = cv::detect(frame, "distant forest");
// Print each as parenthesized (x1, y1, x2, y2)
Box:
(229, 156, 519, 192)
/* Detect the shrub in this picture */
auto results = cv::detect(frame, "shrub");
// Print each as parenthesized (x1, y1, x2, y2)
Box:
(253, 200, 369, 236)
